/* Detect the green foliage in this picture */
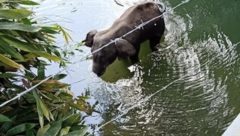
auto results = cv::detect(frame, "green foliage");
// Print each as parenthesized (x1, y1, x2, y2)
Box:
(0, 0, 72, 71)
(0, 9, 32, 19)
(0, 114, 11, 122)
(0, 1, 93, 136)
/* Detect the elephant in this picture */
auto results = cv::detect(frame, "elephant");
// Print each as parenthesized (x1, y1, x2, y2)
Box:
(83, 2, 165, 76)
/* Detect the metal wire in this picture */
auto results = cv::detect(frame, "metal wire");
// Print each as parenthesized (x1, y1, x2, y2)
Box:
(93, 41, 240, 133)
(0, 0, 189, 109)
(3, 1, 238, 134)
(94, 76, 186, 132)
(73, 0, 190, 64)
(0, 68, 66, 108)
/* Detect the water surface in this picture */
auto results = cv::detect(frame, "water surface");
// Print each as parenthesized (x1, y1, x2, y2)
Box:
(35, 0, 240, 135)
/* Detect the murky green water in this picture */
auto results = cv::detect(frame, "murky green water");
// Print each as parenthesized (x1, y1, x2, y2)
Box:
(35, 0, 240, 135)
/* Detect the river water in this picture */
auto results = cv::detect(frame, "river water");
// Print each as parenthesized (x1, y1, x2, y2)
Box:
(34, 0, 240, 135)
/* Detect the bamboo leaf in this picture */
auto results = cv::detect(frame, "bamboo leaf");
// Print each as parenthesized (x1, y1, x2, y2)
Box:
(2, 37, 60, 61)
(0, 73, 19, 78)
(33, 80, 69, 90)
(55, 25, 72, 44)
(0, 114, 11, 123)
(19, 0, 39, 5)
(39, 114, 44, 128)
(0, 9, 32, 19)
(37, 63, 45, 80)
(33, 52, 61, 62)
(26, 129, 35, 136)
(33, 91, 51, 122)
(6, 123, 36, 136)
(39, 99, 51, 121)
(24, 52, 61, 62)
(2, 36, 40, 52)
(53, 74, 67, 80)
(0, 54, 22, 69)
(41, 26, 59, 34)
(59, 127, 70, 136)
(0, 38, 24, 60)
(37, 124, 50, 136)
(63, 114, 80, 127)
(44, 121, 62, 136)
(0, 121, 13, 133)
(0, 22, 41, 32)
(0, 0, 39, 5)
(64, 127, 88, 136)
(34, 91, 45, 128)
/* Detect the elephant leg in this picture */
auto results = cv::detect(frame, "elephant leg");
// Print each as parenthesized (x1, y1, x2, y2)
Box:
(130, 45, 140, 63)
(149, 36, 160, 51)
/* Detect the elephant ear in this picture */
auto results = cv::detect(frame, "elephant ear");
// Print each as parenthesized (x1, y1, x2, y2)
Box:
(83, 30, 97, 47)
(115, 38, 136, 57)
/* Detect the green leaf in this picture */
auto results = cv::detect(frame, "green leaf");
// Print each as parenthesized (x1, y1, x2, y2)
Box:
(0, 38, 24, 60)
(0, 9, 32, 19)
(53, 74, 67, 80)
(1, 36, 61, 61)
(41, 27, 59, 34)
(58, 92, 73, 101)
(0, 114, 11, 123)
(37, 63, 45, 80)
(6, 123, 36, 136)
(37, 124, 50, 136)
(39, 113, 44, 128)
(26, 129, 35, 136)
(19, 0, 39, 5)
(0, 121, 13, 134)
(38, 99, 51, 121)
(0, 0, 39, 5)
(68, 98, 93, 115)
(2, 36, 40, 52)
(63, 114, 81, 127)
(59, 127, 70, 136)
(33, 90, 44, 128)
(33, 80, 69, 90)
(33, 91, 51, 122)
(19, 51, 62, 62)
(44, 121, 62, 136)
(0, 73, 19, 78)
(33, 51, 61, 62)
(64, 127, 88, 136)
(0, 22, 41, 32)
(55, 25, 72, 44)
(0, 54, 22, 69)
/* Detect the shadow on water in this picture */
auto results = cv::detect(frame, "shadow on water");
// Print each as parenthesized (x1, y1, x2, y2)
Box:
(35, 0, 240, 135)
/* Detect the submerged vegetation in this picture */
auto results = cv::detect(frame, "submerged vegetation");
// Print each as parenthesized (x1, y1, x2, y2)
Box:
(0, 0, 93, 135)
